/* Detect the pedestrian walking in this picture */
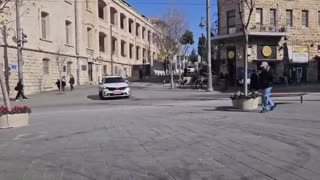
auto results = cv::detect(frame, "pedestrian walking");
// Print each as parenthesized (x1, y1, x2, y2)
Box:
(69, 75, 75, 91)
(61, 76, 66, 91)
(259, 62, 276, 113)
(14, 79, 28, 101)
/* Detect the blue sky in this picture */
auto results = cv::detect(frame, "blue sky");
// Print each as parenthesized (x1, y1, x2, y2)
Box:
(125, 0, 218, 52)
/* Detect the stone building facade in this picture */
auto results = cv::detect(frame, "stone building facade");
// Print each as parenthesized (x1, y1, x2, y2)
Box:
(0, 0, 159, 96)
(213, 0, 320, 84)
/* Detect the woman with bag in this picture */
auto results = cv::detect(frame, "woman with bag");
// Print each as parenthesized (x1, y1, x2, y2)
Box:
(15, 79, 28, 101)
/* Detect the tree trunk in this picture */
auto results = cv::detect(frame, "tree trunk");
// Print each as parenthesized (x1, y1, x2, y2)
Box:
(243, 30, 249, 96)
(169, 62, 174, 89)
(178, 60, 182, 82)
(59, 71, 62, 93)
(0, 63, 11, 111)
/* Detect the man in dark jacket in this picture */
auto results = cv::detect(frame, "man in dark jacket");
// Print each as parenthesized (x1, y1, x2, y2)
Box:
(259, 62, 276, 113)
(15, 79, 28, 101)
(69, 75, 75, 91)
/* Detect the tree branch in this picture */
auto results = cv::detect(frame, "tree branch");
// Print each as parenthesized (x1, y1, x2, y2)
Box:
(0, 0, 10, 14)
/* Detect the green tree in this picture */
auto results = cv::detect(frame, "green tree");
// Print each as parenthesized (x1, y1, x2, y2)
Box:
(197, 34, 207, 63)
(178, 30, 194, 80)
(180, 30, 194, 56)
(189, 49, 198, 63)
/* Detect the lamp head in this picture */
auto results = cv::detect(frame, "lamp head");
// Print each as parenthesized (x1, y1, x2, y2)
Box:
(199, 17, 206, 29)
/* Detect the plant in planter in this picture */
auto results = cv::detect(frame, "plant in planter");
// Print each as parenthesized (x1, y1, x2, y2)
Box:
(230, 91, 261, 110)
(0, 106, 31, 128)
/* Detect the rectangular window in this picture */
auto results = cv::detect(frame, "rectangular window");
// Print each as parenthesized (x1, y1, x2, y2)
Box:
(86, 0, 90, 10)
(129, 20, 133, 33)
(142, 27, 146, 39)
(227, 10, 236, 34)
(302, 10, 309, 27)
(129, 44, 133, 59)
(286, 10, 293, 27)
(99, 33, 106, 52)
(143, 48, 146, 63)
(43, 59, 49, 74)
(270, 9, 276, 26)
(65, 21, 72, 44)
(256, 8, 263, 25)
(136, 46, 140, 60)
(112, 37, 117, 55)
(98, 0, 107, 20)
(41, 12, 49, 39)
(103, 65, 107, 75)
(136, 24, 140, 37)
(87, 27, 92, 48)
(147, 31, 151, 42)
(121, 41, 126, 57)
(318, 11, 320, 26)
(67, 62, 72, 75)
(120, 14, 125, 29)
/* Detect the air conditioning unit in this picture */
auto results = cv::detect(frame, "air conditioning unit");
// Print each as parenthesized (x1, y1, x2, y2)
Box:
(260, 26, 267, 32)
(268, 26, 276, 32)
(280, 27, 286, 32)
(228, 27, 236, 34)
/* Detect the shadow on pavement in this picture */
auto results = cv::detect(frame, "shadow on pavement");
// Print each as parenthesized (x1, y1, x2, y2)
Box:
(203, 106, 258, 113)
(87, 95, 129, 101)
(205, 102, 295, 113)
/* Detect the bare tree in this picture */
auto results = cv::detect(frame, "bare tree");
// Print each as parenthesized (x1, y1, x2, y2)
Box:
(55, 47, 68, 93)
(222, 0, 256, 95)
(238, 0, 256, 96)
(0, 0, 11, 110)
(153, 8, 187, 89)
(0, 0, 10, 14)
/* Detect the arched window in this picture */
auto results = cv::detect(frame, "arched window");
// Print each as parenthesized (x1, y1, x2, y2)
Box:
(103, 65, 107, 75)
(42, 58, 50, 75)
(114, 66, 118, 75)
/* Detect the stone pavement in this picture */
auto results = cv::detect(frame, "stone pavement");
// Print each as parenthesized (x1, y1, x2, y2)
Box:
(0, 84, 320, 179)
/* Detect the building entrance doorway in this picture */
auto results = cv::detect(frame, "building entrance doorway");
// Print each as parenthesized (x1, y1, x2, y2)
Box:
(318, 61, 320, 81)
(88, 62, 93, 81)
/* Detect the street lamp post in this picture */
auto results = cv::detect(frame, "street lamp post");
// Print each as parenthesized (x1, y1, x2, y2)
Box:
(199, 0, 214, 92)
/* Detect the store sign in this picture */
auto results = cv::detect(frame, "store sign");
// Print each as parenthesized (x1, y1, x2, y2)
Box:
(292, 52, 308, 63)
(293, 46, 308, 52)
(292, 46, 309, 63)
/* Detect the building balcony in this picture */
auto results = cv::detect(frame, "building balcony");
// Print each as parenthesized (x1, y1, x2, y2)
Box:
(248, 25, 288, 37)
(212, 25, 288, 43)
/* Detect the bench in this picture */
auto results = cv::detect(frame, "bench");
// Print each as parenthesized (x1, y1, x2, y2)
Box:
(271, 92, 307, 103)
(177, 77, 193, 87)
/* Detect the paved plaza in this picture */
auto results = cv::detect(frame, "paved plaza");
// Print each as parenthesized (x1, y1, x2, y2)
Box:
(1, 83, 320, 180)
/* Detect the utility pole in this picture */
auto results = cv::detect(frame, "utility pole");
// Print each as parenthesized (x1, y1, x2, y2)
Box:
(206, 0, 213, 92)
(110, 24, 114, 75)
(74, 0, 81, 85)
(16, 0, 23, 83)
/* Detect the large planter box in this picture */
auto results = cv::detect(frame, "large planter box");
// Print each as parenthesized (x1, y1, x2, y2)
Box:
(232, 97, 260, 110)
(0, 113, 29, 129)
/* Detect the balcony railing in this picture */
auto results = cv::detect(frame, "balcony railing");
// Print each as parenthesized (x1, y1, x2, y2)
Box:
(251, 24, 287, 33)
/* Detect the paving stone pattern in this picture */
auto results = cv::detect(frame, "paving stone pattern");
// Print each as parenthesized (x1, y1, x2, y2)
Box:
(0, 87, 320, 179)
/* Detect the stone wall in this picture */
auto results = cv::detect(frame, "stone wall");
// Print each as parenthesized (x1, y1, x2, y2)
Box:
(0, 0, 161, 96)
(218, 0, 320, 82)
